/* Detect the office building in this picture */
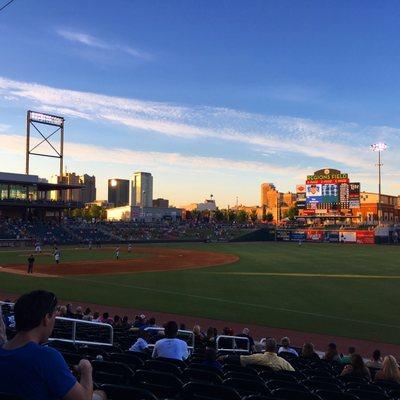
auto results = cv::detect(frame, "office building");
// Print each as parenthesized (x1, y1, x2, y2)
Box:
(80, 174, 96, 203)
(153, 198, 169, 208)
(131, 172, 153, 208)
(260, 183, 280, 208)
(51, 173, 82, 202)
(50, 172, 96, 203)
(108, 178, 130, 208)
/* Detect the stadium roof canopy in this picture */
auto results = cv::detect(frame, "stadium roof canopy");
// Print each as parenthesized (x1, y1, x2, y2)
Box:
(0, 172, 82, 190)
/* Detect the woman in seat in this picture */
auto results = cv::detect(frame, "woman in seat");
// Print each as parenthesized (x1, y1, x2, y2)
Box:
(341, 354, 371, 380)
(300, 342, 320, 361)
(374, 355, 400, 383)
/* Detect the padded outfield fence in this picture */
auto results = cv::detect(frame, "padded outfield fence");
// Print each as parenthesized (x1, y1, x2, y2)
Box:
(273, 227, 400, 245)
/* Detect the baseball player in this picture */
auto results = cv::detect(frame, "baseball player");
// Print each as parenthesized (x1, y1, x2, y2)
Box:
(27, 254, 35, 274)
(34, 242, 41, 253)
(54, 248, 61, 265)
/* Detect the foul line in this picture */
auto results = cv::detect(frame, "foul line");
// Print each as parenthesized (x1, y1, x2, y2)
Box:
(201, 272, 400, 280)
(61, 276, 400, 330)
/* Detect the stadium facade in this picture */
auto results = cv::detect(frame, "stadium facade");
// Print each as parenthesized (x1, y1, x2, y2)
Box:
(0, 171, 83, 219)
(297, 168, 400, 224)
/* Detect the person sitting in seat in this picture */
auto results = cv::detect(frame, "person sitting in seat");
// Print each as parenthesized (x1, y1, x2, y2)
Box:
(374, 356, 400, 383)
(324, 342, 341, 362)
(192, 325, 205, 350)
(341, 346, 356, 365)
(0, 290, 107, 400)
(341, 353, 371, 380)
(300, 342, 320, 361)
(221, 337, 295, 371)
(152, 320, 189, 361)
(278, 336, 299, 357)
(236, 328, 255, 353)
(366, 349, 383, 369)
(99, 312, 113, 325)
(129, 330, 150, 354)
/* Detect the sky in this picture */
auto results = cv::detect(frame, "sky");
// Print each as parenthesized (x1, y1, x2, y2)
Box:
(1, 0, 400, 207)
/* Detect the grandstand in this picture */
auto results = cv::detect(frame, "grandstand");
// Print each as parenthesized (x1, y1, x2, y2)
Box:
(2, 299, 400, 400)
(0, 218, 256, 247)
(0, 172, 83, 220)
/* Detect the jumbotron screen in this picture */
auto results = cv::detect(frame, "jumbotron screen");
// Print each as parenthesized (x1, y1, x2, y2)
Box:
(306, 183, 338, 204)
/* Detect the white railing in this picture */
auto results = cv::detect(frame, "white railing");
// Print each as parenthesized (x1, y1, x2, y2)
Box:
(216, 334, 250, 354)
(49, 317, 114, 346)
(144, 327, 195, 351)
(0, 301, 14, 307)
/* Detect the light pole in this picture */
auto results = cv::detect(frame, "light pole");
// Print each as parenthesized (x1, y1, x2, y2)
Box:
(371, 142, 387, 225)
(209, 194, 214, 222)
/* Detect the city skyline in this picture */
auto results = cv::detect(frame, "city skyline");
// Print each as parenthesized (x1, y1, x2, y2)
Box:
(1, 1, 400, 206)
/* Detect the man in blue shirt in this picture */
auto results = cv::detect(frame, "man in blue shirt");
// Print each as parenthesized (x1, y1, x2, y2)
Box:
(0, 290, 106, 400)
(152, 321, 189, 361)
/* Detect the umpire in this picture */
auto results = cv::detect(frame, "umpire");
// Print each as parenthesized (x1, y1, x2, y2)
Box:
(27, 254, 35, 274)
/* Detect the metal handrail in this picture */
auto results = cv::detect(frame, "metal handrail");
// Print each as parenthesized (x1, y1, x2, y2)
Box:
(216, 334, 250, 353)
(49, 316, 114, 346)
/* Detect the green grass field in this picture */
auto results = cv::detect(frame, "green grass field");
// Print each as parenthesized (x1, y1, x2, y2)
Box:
(0, 242, 400, 344)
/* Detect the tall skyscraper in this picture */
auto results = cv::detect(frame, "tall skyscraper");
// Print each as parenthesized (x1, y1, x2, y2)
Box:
(131, 172, 153, 207)
(108, 178, 130, 207)
(260, 183, 279, 207)
(50, 172, 96, 203)
(50, 172, 81, 202)
(80, 174, 96, 203)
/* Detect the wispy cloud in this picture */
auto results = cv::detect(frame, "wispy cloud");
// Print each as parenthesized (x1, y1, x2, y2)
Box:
(56, 29, 154, 61)
(0, 76, 398, 180)
(57, 30, 106, 48)
(0, 133, 303, 178)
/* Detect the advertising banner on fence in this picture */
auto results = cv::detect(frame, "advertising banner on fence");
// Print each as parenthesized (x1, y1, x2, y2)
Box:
(307, 229, 324, 242)
(276, 230, 291, 241)
(356, 230, 375, 244)
(291, 230, 307, 241)
(325, 231, 339, 243)
(339, 231, 357, 243)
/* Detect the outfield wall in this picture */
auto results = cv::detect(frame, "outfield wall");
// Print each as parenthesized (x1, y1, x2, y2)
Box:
(275, 229, 376, 244)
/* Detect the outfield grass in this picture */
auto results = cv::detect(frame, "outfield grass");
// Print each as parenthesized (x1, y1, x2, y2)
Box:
(0, 242, 399, 344)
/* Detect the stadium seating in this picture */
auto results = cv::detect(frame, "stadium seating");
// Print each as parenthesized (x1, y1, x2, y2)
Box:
(5, 301, 400, 400)
(0, 218, 255, 245)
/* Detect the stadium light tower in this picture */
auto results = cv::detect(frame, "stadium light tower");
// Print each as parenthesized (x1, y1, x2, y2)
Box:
(371, 142, 387, 224)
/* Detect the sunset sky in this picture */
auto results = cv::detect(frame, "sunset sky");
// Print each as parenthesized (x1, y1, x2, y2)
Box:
(1, 1, 400, 206)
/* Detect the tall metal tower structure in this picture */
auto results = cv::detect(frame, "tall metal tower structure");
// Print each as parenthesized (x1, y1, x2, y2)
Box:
(26, 110, 65, 177)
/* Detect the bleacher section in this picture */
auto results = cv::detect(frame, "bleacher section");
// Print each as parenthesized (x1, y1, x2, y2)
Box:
(0, 219, 256, 245)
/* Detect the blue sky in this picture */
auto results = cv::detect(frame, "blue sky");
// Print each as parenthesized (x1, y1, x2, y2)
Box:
(1, 0, 400, 206)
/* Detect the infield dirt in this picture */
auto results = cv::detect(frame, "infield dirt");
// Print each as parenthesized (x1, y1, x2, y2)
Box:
(0, 247, 238, 277)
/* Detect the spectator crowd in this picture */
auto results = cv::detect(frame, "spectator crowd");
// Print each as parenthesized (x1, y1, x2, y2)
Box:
(2, 291, 400, 400)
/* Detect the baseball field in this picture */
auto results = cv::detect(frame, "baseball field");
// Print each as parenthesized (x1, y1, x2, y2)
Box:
(0, 242, 399, 345)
